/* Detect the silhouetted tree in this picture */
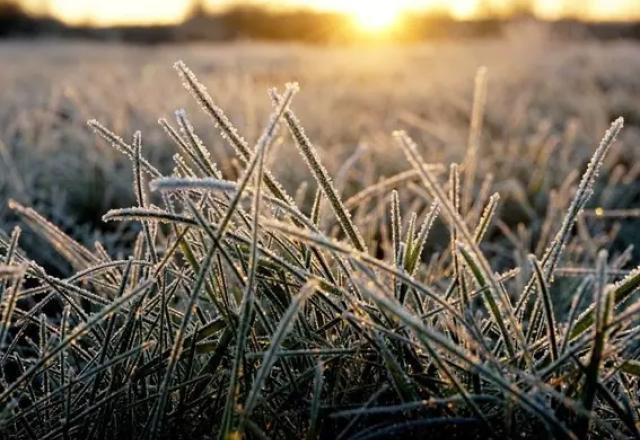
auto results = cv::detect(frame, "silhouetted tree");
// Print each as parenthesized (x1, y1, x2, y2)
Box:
(0, 0, 63, 36)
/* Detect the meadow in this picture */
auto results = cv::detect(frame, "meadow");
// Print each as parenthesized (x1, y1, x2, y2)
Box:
(1, 25, 640, 438)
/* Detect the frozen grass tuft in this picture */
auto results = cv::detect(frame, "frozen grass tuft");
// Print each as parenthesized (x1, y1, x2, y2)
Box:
(0, 61, 639, 440)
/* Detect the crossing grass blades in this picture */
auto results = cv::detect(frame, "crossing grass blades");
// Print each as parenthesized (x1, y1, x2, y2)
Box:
(0, 61, 639, 439)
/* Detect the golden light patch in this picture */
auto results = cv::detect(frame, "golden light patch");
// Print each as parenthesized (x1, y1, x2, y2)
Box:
(348, 1, 402, 32)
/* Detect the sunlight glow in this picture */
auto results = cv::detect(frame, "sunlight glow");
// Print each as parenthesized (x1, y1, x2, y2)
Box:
(16, 0, 640, 26)
(348, 2, 402, 32)
(29, 0, 191, 26)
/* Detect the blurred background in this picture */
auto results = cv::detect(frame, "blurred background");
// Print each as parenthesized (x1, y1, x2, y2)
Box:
(1, 0, 640, 273)
(2, 0, 640, 41)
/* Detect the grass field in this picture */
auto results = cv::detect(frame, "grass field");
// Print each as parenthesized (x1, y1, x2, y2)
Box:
(1, 27, 640, 438)
(2, 31, 640, 254)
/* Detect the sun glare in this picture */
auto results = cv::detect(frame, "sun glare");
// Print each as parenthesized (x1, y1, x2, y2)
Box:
(349, 2, 401, 32)
(15, 0, 640, 27)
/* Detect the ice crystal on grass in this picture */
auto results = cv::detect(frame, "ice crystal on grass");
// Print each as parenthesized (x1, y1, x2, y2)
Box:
(0, 61, 638, 440)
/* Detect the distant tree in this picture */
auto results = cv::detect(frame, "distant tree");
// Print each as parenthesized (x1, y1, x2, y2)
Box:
(476, 0, 497, 18)
(0, 1, 30, 35)
(0, 0, 62, 36)
(475, 0, 533, 19)
(0, 1, 26, 22)
(511, 0, 534, 17)
(186, 0, 208, 19)
(0, 0, 19, 12)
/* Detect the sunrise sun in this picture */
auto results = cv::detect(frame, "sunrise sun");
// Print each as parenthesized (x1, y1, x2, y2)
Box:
(348, 2, 402, 32)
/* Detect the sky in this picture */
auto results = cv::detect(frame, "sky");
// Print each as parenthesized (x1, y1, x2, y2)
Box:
(17, 0, 640, 26)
